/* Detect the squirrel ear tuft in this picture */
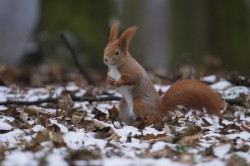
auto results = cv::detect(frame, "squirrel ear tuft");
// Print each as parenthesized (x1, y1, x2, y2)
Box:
(109, 21, 120, 43)
(118, 26, 138, 52)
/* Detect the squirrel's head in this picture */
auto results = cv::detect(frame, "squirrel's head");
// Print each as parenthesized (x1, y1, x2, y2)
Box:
(104, 21, 137, 66)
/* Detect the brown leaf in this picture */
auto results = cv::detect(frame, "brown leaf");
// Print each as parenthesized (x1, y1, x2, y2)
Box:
(47, 124, 61, 133)
(202, 118, 212, 126)
(70, 149, 101, 161)
(243, 96, 250, 108)
(178, 132, 201, 145)
(35, 128, 65, 144)
(94, 127, 114, 139)
(0, 142, 5, 160)
(174, 122, 201, 143)
(226, 154, 249, 166)
(178, 154, 195, 164)
(24, 106, 56, 116)
(37, 116, 51, 127)
(105, 127, 121, 141)
(58, 94, 74, 116)
(93, 107, 107, 121)
(140, 133, 166, 141)
(71, 114, 83, 124)
(20, 112, 29, 123)
(152, 122, 165, 131)
(242, 122, 250, 133)
(142, 146, 177, 159)
(107, 106, 119, 120)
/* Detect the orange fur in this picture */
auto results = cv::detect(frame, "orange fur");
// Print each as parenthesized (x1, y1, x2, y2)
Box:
(162, 80, 223, 117)
(104, 21, 223, 126)
(109, 21, 120, 42)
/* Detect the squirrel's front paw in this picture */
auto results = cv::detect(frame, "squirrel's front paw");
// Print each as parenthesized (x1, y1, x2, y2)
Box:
(114, 80, 123, 87)
(107, 76, 115, 86)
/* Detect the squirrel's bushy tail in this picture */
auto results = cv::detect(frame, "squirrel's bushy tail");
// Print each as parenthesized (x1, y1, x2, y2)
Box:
(162, 80, 223, 117)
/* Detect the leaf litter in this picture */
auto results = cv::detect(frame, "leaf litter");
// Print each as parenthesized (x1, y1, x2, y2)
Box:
(0, 67, 250, 166)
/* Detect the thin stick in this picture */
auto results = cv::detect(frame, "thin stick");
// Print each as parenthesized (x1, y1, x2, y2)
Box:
(0, 98, 58, 106)
(71, 95, 121, 102)
(60, 32, 95, 85)
(225, 98, 245, 105)
(0, 96, 121, 106)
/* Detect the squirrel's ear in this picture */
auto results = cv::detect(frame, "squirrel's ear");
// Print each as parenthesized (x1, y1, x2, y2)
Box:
(109, 21, 120, 43)
(118, 26, 138, 52)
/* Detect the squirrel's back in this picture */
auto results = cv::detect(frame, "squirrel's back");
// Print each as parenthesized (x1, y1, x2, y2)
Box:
(162, 80, 223, 117)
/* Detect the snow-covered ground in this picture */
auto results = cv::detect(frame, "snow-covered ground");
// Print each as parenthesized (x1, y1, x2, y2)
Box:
(0, 76, 250, 166)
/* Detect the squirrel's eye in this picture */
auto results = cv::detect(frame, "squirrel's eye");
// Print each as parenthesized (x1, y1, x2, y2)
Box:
(115, 51, 120, 56)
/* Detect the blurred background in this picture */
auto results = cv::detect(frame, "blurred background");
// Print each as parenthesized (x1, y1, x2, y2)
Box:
(0, 0, 250, 77)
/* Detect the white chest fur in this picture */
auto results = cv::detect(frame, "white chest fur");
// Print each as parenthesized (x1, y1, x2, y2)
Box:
(108, 66, 134, 118)
(108, 66, 121, 81)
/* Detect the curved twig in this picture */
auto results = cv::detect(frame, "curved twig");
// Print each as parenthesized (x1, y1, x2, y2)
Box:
(60, 32, 95, 85)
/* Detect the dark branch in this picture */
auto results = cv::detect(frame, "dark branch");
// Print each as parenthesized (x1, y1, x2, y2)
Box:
(225, 98, 245, 105)
(60, 32, 95, 85)
(0, 98, 58, 106)
(0, 96, 121, 106)
(71, 95, 121, 102)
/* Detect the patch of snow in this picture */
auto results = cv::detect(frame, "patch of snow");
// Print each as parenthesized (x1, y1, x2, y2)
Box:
(63, 131, 85, 149)
(74, 160, 101, 166)
(199, 142, 213, 148)
(47, 148, 68, 166)
(202, 75, 217, 83)
(52, 87, 64, 98)
(107, 90, 121, 96)
(0, 105, 7, 111)
(0, 95, 7, 102)
(0, 129, 24, 145)
(154, 84, 171, 93)
(47, 154, 68, 166)
(63, 130, 107, 150)
(65, 84, 79, 92)
(0, 122, 13, 131)
(32, 125, 44, 132)
(114, 126, 141, 142)
(50, 119, 68, 133)
(0, 115, 15, 122)
(3, 151, 38, 166)
(213, 144, 231, 158)
(102, 157, 187, 166)
(122, 138, 149, 151)
(210, 80, 232, 91)
(0, 86, 11, 93)
(32, 106, 57, 114)
(222, 119, 234, 125)
(221, 86, 250, 99)
(227, 131, 250, 140)
(150, 141, 168, 152)
(143, 126, 165, 135)
(27, 88, 50, 101)
(96, 103, 113, 113)
(74, 89, 86, 97)
(27, 120, 35, 125)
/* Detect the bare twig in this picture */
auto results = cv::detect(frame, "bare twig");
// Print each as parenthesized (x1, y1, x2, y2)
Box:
(0, 98, 58, 106)
(71, 95, 121, 102)
(225, 98, 245, 105)
(0, 96, 121, 106)
(60, 32, 95, 85)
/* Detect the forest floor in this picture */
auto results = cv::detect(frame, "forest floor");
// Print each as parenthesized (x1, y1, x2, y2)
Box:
(0, 64, 250, 166)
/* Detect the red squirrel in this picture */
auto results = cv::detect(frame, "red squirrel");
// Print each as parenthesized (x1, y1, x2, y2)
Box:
(104, 21, 223, 125)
